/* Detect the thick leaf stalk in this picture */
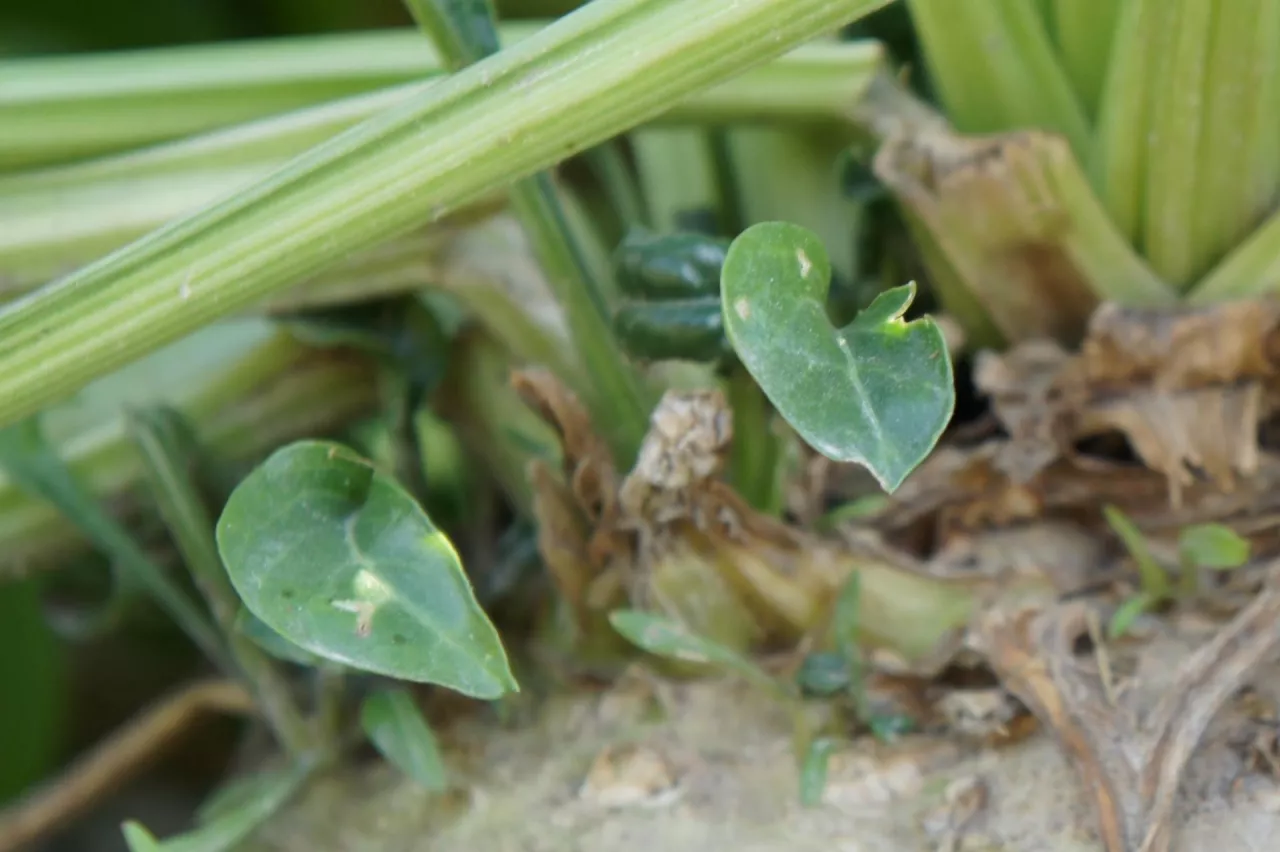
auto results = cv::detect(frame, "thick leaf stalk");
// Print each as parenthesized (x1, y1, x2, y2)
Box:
(0, 0, 894, 433)
(1138, 0, 1214, 288)
(1188, 0, 1280, 288)
(1049, 0, 1121, 118)
(905, 0, 1090, 160)
(724, 127, 863, 283)
(1092, 0, 1280, 291)
(1187, 210, 1280, 303)
(1087, 0, 1170, 249)
(0, 25, 536, 170)
(631, 129, 727, 234)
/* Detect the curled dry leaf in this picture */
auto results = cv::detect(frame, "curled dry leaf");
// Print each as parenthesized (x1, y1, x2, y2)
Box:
(974, 298, 1280, 505)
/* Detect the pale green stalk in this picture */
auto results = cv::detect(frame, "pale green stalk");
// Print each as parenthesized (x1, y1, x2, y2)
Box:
(1141, 0, 1215, 288)
(724, 128, 861, 282)
(0, 42, 881, 293)
(1187, 210, 1280, 303)
(407, 0, 650, 464)
(583, 142, 649, 232)
(631, 129, 726, 233)
(127, 408, 318, 758)
(1189, 0, 1280, 284)
(1050, 0, 1121, 118)
(0, 0, 892, 432)
(905, 0, 1090, 158)
(0, 25, 531, 169)
(1, 33, 882, 179)
(1088, 0, 1171, 249)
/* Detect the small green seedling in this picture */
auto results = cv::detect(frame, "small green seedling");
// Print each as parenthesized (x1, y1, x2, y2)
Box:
(795, 573, 914, 742)
(216, 440, 517, 699)
(1104, 505, 1251, 638)
(721, 222, 954, 492)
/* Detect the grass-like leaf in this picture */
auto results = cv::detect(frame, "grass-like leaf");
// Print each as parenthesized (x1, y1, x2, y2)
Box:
(1102, 504, 1169, 600)
(721, 221, 953, 492)
(121, 763, 306, 852)
(608, 608, 779, 695)
(0, 418, 227, 664)
(360, 688, 449, 791)
(215, 440, 517, 699)
(798, 736, 837, 807)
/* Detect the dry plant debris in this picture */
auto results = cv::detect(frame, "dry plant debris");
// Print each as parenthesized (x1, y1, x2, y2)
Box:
(510, 295, 1280, 851)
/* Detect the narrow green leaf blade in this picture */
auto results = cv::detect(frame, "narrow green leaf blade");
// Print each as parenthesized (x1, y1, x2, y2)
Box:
(1108, 591, 1155, 640)
(215, 440, 517, 699)
(721, 222, 954, 492)
(1178, 523, 1251, 571)
(122, 763, 305, 852)
(122, 823, 163, 852)
(1102, 504, 1169, 599)
(798, 737, 837, 807)
(360, 688, 449, 791)
(0, 418, 226, 663)
(608, 608, 775, 692)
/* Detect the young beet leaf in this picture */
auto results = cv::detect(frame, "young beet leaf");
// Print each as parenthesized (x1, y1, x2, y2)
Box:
(215, 440, 516, 700)
(721, 222, 954, 492)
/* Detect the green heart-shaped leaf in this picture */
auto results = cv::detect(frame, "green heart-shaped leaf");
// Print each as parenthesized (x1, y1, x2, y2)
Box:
(215, 440, 516, 699)
(721, 221, 954, 492)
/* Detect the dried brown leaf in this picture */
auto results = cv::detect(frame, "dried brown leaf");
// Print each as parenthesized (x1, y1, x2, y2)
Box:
(1071, 300, 1280, 391)
(512, 367, 619, 525)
